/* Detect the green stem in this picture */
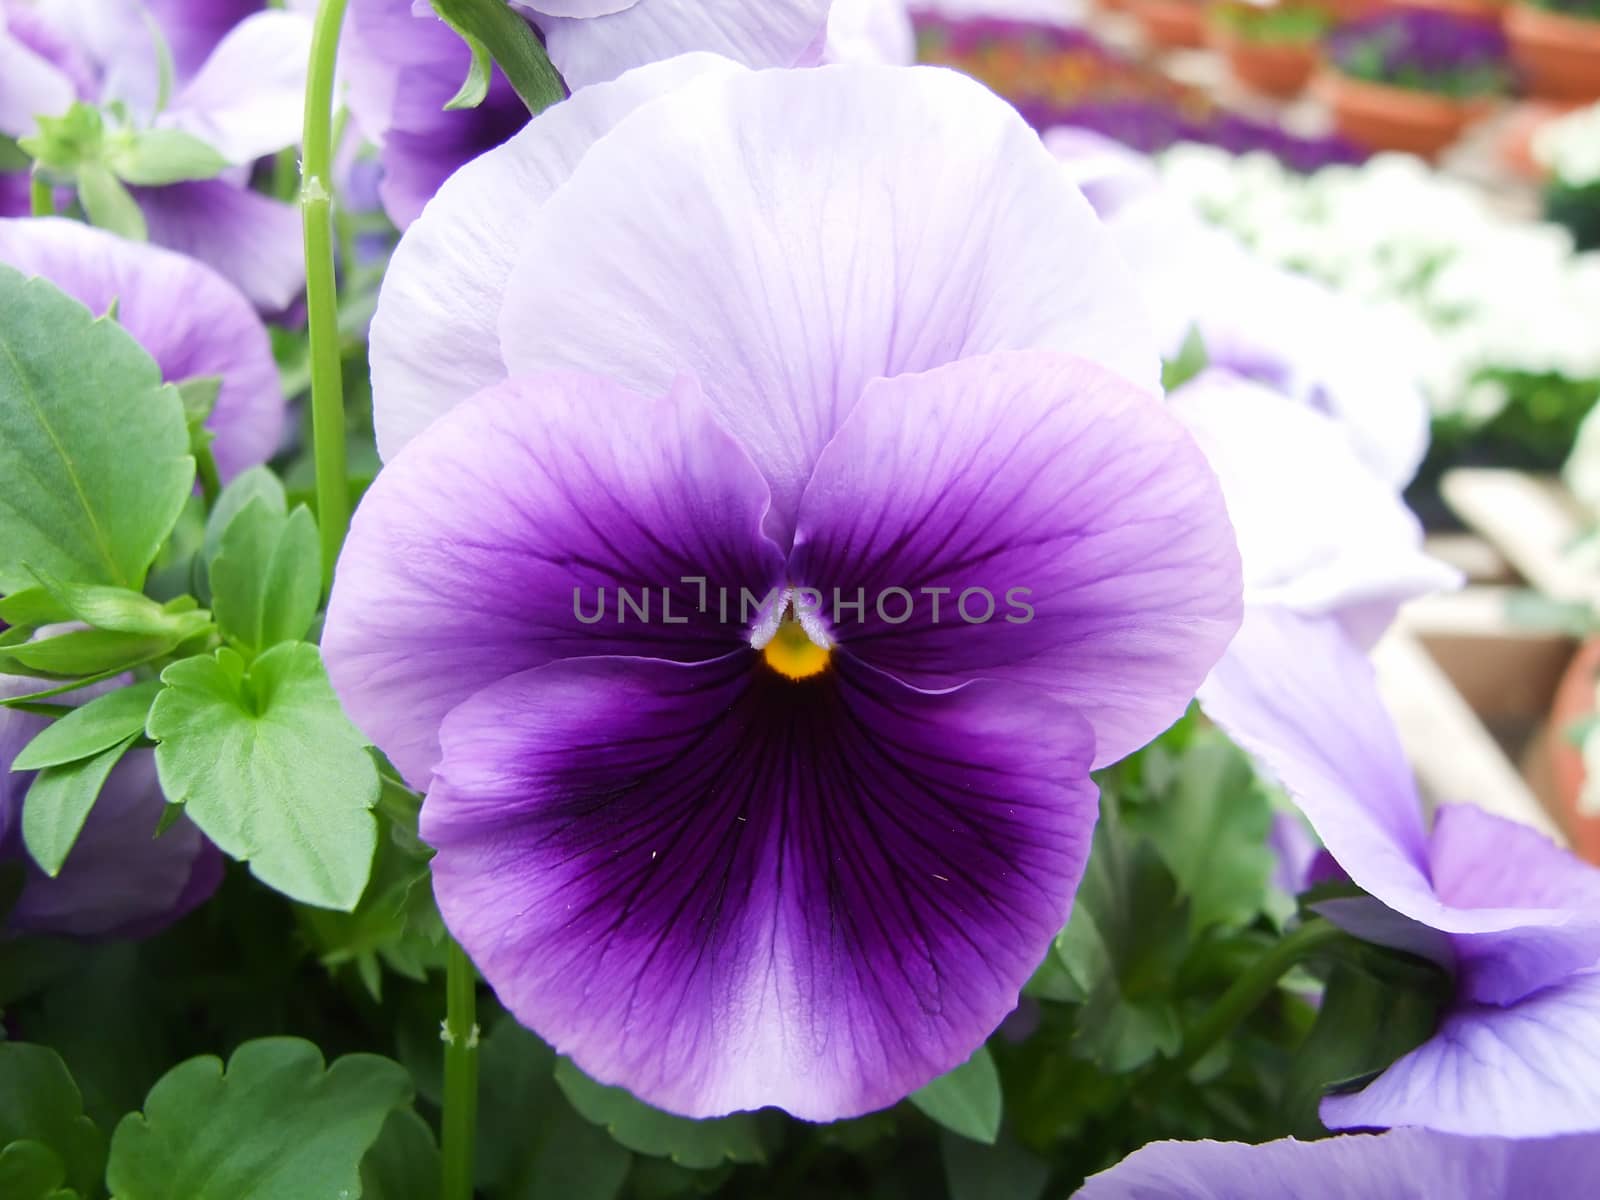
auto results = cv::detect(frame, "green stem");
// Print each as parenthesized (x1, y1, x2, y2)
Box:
(29, 174, 54, 217)
(432, 0, 565, 114)
(195, 441, 222, 507)
(1172, 919, 1343, 1075)
(442, 940, 480, 1200)
(301, 0, 352, 594)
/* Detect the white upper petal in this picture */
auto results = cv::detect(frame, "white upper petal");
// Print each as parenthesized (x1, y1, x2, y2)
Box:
(369, 52, 743, 460)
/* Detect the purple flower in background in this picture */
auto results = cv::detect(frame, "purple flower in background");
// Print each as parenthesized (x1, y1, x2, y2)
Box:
(0, 217, 285, 481)
(2, 676, 220, 940)
(342, 0, 832, 228)
(342, 0, 533, 230)
(323, 62, 1243, 1118)
(1202, 609, 1600, 1136)
(1327, 10, 1511, 98)
(1075, 1128, 1600, 1198)
(0, 1, 311, 309)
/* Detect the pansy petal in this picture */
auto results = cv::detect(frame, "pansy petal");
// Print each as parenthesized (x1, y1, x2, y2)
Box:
(536, 0, 829, 89)
(324, 370, 783, 790)
(6, 750, 219, 940)
(496, 65, 1161, 543)
(823, 0, 917, 65)
(788, 350, 1240, 768)
(1201, 606, 1600, 991)
(144, 0, 263, 81)
(135, 179, 306, 314)
(1172, 370, 1457, 647)
(516, 0, 638, 16)
(1427, 804, 1600, 1005)
(1321, 972, 1600, 1137)
(162, 11, 312, 164)
(424, 653, 1097, 1119)
(0, 216, 284, 479)
(0, 27, 77, 137)
(1200, 606, 1435, 908)
(1076, 1129, 1600, 1199)
(370, 52, 741, 458)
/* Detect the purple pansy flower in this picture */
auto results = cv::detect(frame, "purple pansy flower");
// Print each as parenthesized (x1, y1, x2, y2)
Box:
(1075, 1128, 1600, 1198)
(0, 217, 285, 481)
(1202, 609, 1600, 1136)
(323, 62, 1243, 1118)
(342, 0, 833, 229)
(2, 675, 220, 940)
(0, 0, 310, 310)
(1048, 129, 1431, 491)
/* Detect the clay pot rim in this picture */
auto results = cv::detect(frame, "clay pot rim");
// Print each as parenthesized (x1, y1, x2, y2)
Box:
(1507, 2, 1600, 42)
(1317, 68, 1496, 120)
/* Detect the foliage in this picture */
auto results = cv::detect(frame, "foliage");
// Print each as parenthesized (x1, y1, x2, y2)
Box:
(1209, 2, 1330, 44)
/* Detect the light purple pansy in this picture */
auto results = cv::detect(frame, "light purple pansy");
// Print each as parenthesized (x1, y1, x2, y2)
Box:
(324, 63, 1242, 1118)
(1048, 128, 1430, 491)
(1169, 372, 1456, 652)
(0, 217, 285, 481)
(342, 0, 835, 229)
(1075, 1129, 1600, 1198)
(0, 0, 310, 310)
(1201, 608, 1600, 1136)
(2, 676, 221, 941)
(512, 0, 833, 89)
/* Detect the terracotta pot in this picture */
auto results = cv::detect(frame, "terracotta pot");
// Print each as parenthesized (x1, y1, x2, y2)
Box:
(1497, 99, 1584, 178)
(1129, 0, 1208, 48)
(1319, 70, 1490, 159)
(1392, 0, 1507, 24)
(1508, 4, 1600, 102)
(1547, 637, 1600, 864)
(1211, 29, 1320, 96)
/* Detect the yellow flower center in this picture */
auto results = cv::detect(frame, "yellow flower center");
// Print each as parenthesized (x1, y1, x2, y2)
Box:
(761, 618, 830, 680)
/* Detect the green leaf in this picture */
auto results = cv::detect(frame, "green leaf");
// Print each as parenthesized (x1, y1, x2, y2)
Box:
(0, 629, 175, 679)
(0, 1139, 74, 1200)
(1126, 735, 1275, 934)
(0, 266, 191, 594)
(478, 1021, 631, 1200)
(23, 571, 212, 640)
(19, 104, 104, 174)
(909, 1046, 1002, 1144)
(443, 32, 493, 110)
(108, 128, 228, 186)
(205, 467, 287, 562)
(1282, 959, 1449, 1137)
(430, 0, 564, 114)
(13, 682, 162, 771)
(554, 1058, 765, 1169)
(211, 500, 321, 655)
(359, 1108, 440, 1200)
(105, 1038, 412, 1200)
(174, 375, 221, 431)
(939, 1130, 1050, 1200)
(149, 643, 380, 909)
(0, 1043, 106, 1199)
(1161, 324, 1210, 392)
(22, 734, 138, 876)
(77, 162, 148, 240)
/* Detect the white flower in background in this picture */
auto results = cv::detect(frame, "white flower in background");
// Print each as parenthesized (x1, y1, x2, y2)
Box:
(1159, 144, 1600, 426)
(1535, 102, 1600, 190)
(1564, 396, 1600, 518)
